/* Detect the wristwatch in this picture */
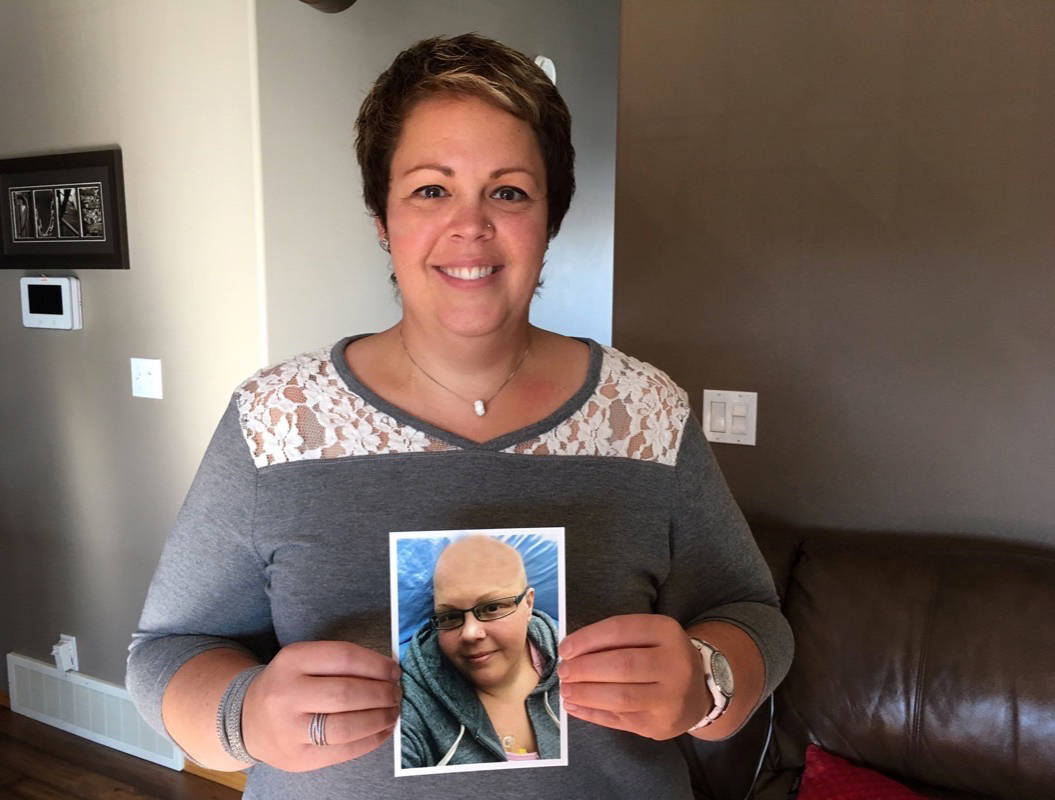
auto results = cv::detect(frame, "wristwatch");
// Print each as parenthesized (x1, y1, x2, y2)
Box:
(688, 638, 734, 730)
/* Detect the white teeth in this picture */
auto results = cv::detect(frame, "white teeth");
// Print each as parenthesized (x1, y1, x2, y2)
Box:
(440, 265, 496, 280)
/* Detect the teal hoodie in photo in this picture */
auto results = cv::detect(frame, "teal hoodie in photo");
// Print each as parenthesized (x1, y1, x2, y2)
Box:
(400, 609, 562, 768)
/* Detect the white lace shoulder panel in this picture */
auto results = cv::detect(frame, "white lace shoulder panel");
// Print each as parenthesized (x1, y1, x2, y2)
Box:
(235, 347, 455, 468)
(501, 346, 691, 466)
(236, 345, 690, 468)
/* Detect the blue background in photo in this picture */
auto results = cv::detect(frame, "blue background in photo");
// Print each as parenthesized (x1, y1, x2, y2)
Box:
(396, 532, 559, 660)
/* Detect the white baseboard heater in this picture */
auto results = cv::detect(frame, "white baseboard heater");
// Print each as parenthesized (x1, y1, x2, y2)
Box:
(6, 652, 185, 771)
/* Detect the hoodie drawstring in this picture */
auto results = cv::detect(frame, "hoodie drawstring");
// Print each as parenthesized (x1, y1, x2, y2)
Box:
(437, 724, 466, 767)
(543, 689, 559, 727)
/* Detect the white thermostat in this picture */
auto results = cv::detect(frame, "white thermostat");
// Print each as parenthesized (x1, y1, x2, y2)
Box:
(20, 275, 82, 330)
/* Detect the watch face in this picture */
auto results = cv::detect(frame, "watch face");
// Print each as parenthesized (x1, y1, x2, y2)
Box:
(710, 651, 735, 697)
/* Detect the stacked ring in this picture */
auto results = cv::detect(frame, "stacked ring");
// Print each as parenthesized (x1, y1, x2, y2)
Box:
(308, 712, 328, 747)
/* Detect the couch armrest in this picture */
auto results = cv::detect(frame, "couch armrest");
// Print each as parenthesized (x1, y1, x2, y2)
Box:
(774, 532, 1055, 800)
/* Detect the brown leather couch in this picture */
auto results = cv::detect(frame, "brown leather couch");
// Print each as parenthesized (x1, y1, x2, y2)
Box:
(682, 526, 1055, 800)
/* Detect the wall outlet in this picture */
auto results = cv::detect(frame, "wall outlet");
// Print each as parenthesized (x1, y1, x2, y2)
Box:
(130, 358, 163, 399)
(51, 633, 78, 672)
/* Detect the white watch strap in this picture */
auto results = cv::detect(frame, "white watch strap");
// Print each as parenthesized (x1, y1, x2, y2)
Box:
(688, 638, 731, 731)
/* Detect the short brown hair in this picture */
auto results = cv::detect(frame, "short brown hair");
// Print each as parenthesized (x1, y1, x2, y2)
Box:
(355, 33, 575, 240)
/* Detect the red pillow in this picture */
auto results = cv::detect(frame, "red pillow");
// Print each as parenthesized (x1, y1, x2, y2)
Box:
(796, 744, 927, 800)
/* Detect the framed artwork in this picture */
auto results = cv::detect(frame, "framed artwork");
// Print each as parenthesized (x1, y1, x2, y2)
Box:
(0, 148, 129, 269)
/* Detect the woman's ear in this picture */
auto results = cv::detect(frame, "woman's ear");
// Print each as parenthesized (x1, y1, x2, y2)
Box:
(375, 217, 391, 254)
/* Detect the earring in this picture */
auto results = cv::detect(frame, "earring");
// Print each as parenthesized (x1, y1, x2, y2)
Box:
(379, 238, 390, 253)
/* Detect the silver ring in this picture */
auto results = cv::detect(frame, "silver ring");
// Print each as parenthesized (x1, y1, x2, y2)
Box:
(308, 712, 328, 746)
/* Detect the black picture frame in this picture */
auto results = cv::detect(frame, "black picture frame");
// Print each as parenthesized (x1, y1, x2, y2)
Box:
(0, 148, 129, 269)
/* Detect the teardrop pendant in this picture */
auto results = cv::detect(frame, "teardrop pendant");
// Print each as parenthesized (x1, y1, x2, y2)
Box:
(398, 326, 528, 421)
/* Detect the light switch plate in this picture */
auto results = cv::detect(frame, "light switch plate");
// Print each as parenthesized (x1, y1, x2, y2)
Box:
(703, 389, 757, 445)
(130, 357, 163, 399)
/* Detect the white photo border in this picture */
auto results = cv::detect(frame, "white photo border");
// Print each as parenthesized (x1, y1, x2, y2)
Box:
(389, 527, 568, 777)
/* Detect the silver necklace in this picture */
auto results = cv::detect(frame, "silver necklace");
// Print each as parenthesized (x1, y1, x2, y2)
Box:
(398, 327, 530, 417)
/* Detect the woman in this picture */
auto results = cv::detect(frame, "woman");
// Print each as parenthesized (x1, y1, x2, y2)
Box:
(128, 33, 792, 799)
(399, 535, 561, 767)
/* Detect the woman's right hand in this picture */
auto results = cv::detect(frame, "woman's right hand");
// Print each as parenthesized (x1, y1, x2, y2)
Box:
(241, 640, 402, 772)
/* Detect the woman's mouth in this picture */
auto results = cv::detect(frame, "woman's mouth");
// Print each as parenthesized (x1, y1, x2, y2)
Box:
(437, 265, 500, 281)
(462, 649, 497, 666)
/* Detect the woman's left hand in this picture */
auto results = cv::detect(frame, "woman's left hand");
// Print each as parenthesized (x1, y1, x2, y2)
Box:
(556, 613, 710, 740)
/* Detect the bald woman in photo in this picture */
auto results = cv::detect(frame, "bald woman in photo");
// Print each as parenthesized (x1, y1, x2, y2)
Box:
(399, 536, 561, 767)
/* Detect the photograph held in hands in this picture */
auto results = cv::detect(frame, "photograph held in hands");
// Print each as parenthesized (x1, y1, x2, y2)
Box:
(389, 527, 567, 776)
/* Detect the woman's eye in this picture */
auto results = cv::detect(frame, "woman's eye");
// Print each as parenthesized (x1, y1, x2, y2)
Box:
(415, 185, 447, 199)
(492, 186, 527, 202)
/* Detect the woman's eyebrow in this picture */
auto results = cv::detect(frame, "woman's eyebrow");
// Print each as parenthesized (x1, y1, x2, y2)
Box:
(433, 590, 513, 611)
(402, 163, 453, 177)
(400, 164, 537, 180)
(472, 590, 518, 604)
(490, 166, 536, 180)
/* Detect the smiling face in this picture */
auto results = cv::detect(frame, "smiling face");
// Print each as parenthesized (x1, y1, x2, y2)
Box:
(382, 94, 549, 340)
(432, 536, 535, 691)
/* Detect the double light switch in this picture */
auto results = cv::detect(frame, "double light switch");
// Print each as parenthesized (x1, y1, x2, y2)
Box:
(703, 390, 757, 445)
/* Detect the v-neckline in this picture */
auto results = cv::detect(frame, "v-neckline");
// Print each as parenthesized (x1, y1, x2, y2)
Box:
(329, 335, 604, 452)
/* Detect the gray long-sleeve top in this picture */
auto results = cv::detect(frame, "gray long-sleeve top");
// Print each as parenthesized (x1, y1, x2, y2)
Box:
(127, 336, 793, 799)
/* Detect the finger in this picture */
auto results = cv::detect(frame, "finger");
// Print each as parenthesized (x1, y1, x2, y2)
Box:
(559, 614, 668, 659)
(283, 640, 401, 681)
(295, 723, 397, 772)
(295, 675, 402, 713)
(560, 681, 665, 714)
(557, 646, 663, 684)
(300, 705, 401, 747)
(329, 722, 397, 761)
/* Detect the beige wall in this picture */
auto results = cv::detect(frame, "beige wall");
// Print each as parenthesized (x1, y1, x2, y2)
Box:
(614, 1, 1055, 543)
(0, 0, 263, 688)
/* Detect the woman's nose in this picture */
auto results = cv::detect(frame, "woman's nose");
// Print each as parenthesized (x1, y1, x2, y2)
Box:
(460, 616, 487, 640)
(447, 198, 493, 241)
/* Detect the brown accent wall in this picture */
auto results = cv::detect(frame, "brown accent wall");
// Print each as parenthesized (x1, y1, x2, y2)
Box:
(614, 1, 1055, 542)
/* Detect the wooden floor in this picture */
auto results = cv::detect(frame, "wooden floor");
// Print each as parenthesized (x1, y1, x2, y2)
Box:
(0, 706, 242, 799)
